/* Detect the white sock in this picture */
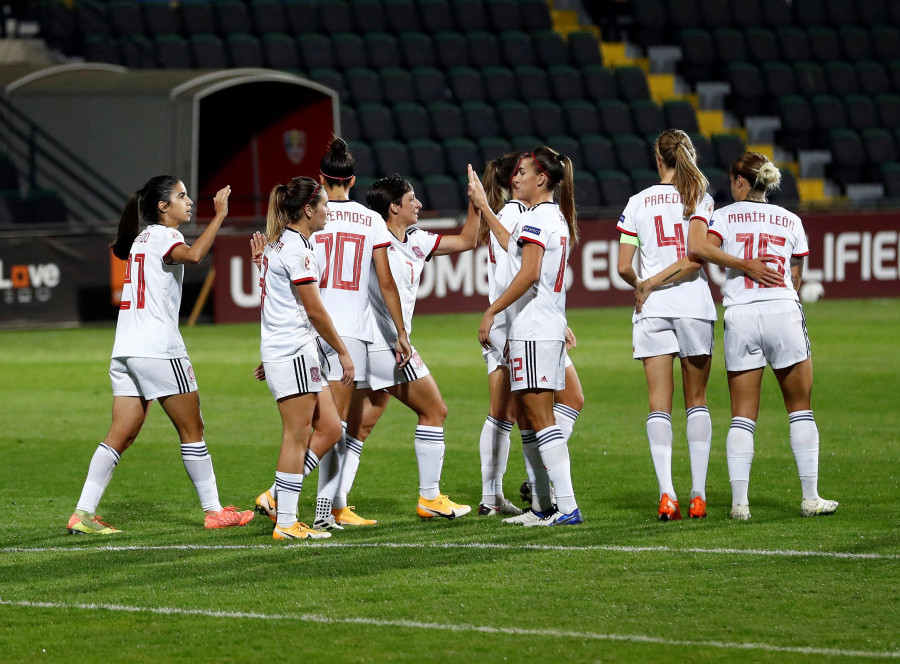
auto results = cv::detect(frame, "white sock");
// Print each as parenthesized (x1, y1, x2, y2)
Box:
(304, 448, 320, 477)
(75, 443, 120, 514)
(414, 425, 444, 500)
(727, 417, 756, 507)
(536, 425, 577, 514)
(315, 496, 333, 521)
(789, 410, 820, 501)
(647, 412, 675, 500)
(686, 406, 712, 501)
(317, 433, 345, 503)
(180, 442, 222, 512)
(479, 416, 513, 505)
(522, 429, 553, 513)
(335, 433, 365, 510)
(275, 471, 302, 528)
(553, 403, 580, 443)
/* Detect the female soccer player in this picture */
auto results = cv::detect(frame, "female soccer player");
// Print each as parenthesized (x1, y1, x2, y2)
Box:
(476, 153, 584, 520)
(687, 152, 838, 519)
(342, 173, 480, 520)
(469, 147, 582, 527)
(67, 176, 254, 535)
(615, 129, 718, 521)
(257, 176, 355, 540)
(253, 139, 410, 531)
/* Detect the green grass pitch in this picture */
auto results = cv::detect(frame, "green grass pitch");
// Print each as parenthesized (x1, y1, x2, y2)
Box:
(0, 300, 897, 663)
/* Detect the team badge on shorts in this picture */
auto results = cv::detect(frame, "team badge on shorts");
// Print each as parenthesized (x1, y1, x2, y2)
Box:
(412, 352, 424, 368)
(310, 367, 320, 383)
(187, 365, 195, 382)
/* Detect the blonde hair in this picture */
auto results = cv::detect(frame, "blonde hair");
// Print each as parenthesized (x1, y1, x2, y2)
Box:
(731, 152, 782, 196)
(531, 145, 578, 245)
(656, 129, 708, 219)
(265, 176, 322, 243)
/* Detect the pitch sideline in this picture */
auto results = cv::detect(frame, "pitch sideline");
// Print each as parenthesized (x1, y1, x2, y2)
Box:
(0, 598, 896, 659)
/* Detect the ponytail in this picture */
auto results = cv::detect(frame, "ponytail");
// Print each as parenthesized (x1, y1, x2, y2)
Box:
(111, 191, 140, 260)
(531, 146, 578, 245)
(110, 175, 181, 260)
(656, 129, 707, 219)
(731, 151, 782, 198)
(266, 176, 324, 242)
(479, 151, 523, 245)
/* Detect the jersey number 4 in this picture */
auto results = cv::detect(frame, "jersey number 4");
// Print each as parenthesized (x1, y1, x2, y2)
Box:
(121, 253, 146, 310)
(654, 215, 686, 259)
(316, 232, 365, 291)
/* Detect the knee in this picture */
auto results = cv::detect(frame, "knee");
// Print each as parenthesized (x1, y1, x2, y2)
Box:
(421, 400, 448, 427)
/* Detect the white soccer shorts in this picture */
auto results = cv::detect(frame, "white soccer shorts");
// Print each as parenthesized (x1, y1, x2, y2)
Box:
(110, 356, 197, 400)
(482, 324, 509, 375)
(318, 336, 369, 382)
(366, 344, 430, 391)
(632, 317, 714, 360)
(507, 339, 566, 392)
(264, 341, 325, 400)
(724, 300, 811, 371)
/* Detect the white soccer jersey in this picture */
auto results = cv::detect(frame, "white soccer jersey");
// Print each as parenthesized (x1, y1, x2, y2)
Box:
(259, 227, 319, 362)
(312, 199, 392, 342)
(505, 202, 569, 343)
(618, 184, 716, 322)
(111, 223, 187, 359)
(486, 199, 526, 337)
(707, 200, 808, 307)
(368, 225, 442, 351)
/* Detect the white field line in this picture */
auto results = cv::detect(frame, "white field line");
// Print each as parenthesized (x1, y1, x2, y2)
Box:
(0, 598, 896, 659)
(1, 542, 897, 560)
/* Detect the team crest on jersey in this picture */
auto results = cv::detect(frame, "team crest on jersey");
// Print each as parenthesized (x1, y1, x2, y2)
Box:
(523, 225, 541, 235)
(310, 367, 320, 383)
(412, 247, 425, 259)
(304, 256, 312, 270)
(283, 129, 307, 165)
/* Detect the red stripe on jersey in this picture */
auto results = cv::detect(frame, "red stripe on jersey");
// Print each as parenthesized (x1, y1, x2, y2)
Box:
(792, 251, 810, 257)
(616, 226, 637, 236)
(689, 215, 709, 223)
(373, 241, 391, 249)
(518, 236, 546, 249)
(163, 241, 186, 262)
(292, 277, 317, 285)
(707, 228, 725, 242)
(425, 234, 443, 261)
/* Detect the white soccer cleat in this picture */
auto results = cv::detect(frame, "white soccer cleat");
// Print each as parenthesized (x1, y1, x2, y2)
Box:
(313, 513, 345, 531)
(497, 498, 523, 516)
(730, 504, 751, 520)
(800, 497, 839, 517)
(502, 508, 551, 525)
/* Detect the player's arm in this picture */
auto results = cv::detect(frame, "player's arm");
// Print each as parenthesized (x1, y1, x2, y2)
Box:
(169, 186, 231, 265)
(790, 256, 803, 292)
(433, 197, 480, 256)
(373, 246, 411, 366)
(467, 164, 511, 250)
(687, 217, 782, 286)
(296, 282, 354, 386)
(479, 241, 542, 348)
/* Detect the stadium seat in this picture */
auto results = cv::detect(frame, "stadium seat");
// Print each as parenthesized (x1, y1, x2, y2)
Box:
(548, 65, 585, 102)
(629, 168, 660, 193)
(142, 1, 181, 36)
(444, 137, 480, 175)
(528, 100, 564, 141)
(357, 103, 396, 142)
(365, 32, 402, 70)
(689, 133, 715, 170)
(871, 26, 900, 63)
(372, 139, 411, 176)
(347, 140, 375, 177)
(882, 162, 900, 198)
(827, 129, 866, 186)
(567, 31, 602, 67)
(777, 95, 816, 151)
(448, 67, 485, 103)
(427, 101, 466, 141)
(298, 34, 334, 70)
(75, 0, 111, 37)
(807, 27, 840, 64)
(500, 30, 537, 68)
(215, 1, 251, 36)
(597, 99, 634, 136)
(333, 32, 367, 70)
(250, 0, 288, 36)
(775, 27, 811, 64)
(520, 0, 552, 32)
(582, 65, 618, 102)
(408, 138, 446, 178)
(350, 0, 387, 34)
(533, 30, 568, 67)
(497, 100, 534, 140)
(875, 94, 900, 128)
(745, 27, 778, 64)
(319, 0, 352, 33)
(679, 28, 717, 84)
(154, 34, 191, 69)
(381, 68, 417, 104)
(761, 61, 798, 102)
(663, 99, 700, 134)
(613, 134, 652, 173)
(486, 0, 522, 32)
(189, 34, 228, 69)
(422, 174, 464, 211)
(509, 134, 542, 153)
(794, 61, 828, 97)
(346, 68, 383, 105)
(631, 0, 667, 48)
(768, 168, 800, 206)
(340, 105, 359, 140)
(711, 133, 746, 170)
(760, 0, 792, 29)
(412, 67, 449, 104)
(482, 66, 517, 104)
(824, 61, 858, 97)
(393, 102, 432, 141)
(434, 31, 469, 69)
(857, 61, 892, 96)
(84, 34, 121, 64)
(845, 95, 879, 132)
(614, 66, 650, 100)
(701, 0, 732, 31)
(453, 0, 487, 32)
(400, 32, 437, 69)
(284, 0, 319, 35)
(461, 101, 500, 140)
(384, 0, 422, 34)
(713, 28, 748, 66)
(545, 135, 584, 171)
(857, 0, 889, 26)
(839, 26, 873, 62)
(574, 171, 600, 207)
(563, 99, 600, 136)
(466, 31, 502, 68)
(108, 1, 143, 36)
(418, 0, 454, 34)
(179, 1, 216, 36)
(702, 167, 731, 204)
(629, 99, 666, 138)
(514, 65, 551, 101)
(309, 67, 346, 99)
(861, 128, 898, 179)
(120, 35, 156, 68)
(580, 131, 621, 173)
(262, 33, 300, 71)
(226, 34, 263, 69)
(811, 94, 848, 134)
(793, 0, 826, 27)
(595, 169, 632, 207)
(477, 136, 513, 166)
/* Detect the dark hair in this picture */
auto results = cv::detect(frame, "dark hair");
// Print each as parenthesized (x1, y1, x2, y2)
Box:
(656, 129, 708, 219)
(111, 175, 181, 260)
(366, 174, 412, 221)
(479, 152, 525, 245)
(731, 151, 782, 197)
(266, 176, 324, 242)
(531, 146, 578, 245)
(320, 136, 355, 187)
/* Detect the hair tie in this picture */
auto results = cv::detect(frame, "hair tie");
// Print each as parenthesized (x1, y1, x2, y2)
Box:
(305, 182, 322, 206)
(320, 170, 353, 181)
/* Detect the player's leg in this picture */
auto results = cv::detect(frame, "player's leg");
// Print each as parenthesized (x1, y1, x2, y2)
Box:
(681, 353, 713, 518)
(553, 359, 584, 443)
(643, 353, 679, 520)
(774, 358, 838, 516)
(388, 375, 470, 519)
(726, 368, 764, 519)
(68, 395, 149, 535)
(479, 366, 518, 515)
(311, 385, 348, 530)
